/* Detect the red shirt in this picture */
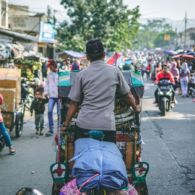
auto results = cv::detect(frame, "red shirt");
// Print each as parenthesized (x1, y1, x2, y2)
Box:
(156, 71, 175, 84)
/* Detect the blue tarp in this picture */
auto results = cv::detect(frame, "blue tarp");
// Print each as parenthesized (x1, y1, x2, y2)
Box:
(71, 138, 128, 192)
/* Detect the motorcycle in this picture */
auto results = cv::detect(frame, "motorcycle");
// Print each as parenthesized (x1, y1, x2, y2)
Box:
(0, 133, 5, 151)
(188, 73, 195, 98)
(157, 79, 174, 116)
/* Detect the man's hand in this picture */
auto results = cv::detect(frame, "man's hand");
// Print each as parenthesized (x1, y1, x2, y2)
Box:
(61, 121, 69, 132)
(134, 104, 141, 113)
(44, 94, 49, 98)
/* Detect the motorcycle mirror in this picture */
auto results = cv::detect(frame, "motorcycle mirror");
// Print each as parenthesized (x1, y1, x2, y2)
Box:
(16, 187, 43, 195)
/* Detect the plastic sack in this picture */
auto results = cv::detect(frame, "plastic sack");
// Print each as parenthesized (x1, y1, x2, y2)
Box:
(71, 138, 128, 192)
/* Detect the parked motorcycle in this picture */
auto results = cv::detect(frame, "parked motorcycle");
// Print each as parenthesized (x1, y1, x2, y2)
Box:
(21, 78, 34, 111)
(0, 133, 5, 151)
(157, 79, 174, 116)
(188, 73, 195, 98)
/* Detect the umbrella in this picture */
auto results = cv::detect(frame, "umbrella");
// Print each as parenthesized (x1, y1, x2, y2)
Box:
(164, 50, 176, 56)
(187, 51, 195, 56)
(181, 54, 195, 59)
(172, 54, 195, 59)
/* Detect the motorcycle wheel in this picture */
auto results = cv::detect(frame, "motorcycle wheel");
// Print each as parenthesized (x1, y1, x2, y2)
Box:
(0, 137, 5, 152)
(15, 114, 23, 138)
(161, 100, 166, 116)
(136, 183, 149, 195)
(52, 183, 63, 195)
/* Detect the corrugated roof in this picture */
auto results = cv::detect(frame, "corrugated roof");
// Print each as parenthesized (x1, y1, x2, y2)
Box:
(0, 28, 38, 42)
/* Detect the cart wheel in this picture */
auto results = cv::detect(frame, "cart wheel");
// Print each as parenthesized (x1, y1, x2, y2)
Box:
(135, 183, 148, 195)
(52, 183, 63, 195)
(15, 113, 23, 138)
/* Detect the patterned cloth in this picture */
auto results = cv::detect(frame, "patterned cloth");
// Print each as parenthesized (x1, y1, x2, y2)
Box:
(60, 179, 138, 195)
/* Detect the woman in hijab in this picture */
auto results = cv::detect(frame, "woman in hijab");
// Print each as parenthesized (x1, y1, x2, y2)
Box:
(170, 61, 179, 90)
(180, 62, 190, 97)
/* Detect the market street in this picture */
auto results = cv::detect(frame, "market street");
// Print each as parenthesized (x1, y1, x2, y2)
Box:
(0, 82, 195, 195)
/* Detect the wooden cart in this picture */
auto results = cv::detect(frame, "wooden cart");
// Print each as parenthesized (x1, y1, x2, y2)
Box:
(0, 68, 24, 138)
(51, 70, 149, 195)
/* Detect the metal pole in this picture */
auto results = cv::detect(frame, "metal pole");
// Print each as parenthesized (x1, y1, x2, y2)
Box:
(184, 12, 187, 48)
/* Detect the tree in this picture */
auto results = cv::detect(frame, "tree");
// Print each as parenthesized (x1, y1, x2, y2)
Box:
(58, 0, 140, 51)
(135, 19, 176, 49)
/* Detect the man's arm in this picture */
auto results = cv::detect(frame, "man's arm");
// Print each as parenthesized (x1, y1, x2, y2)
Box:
(64, 101, 79, 128)
(124, 92, 141, 112)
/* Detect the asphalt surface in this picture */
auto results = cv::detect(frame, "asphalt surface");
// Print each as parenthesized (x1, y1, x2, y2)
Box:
(0, 82, 195, 195)
(142, 82, 195, 195)
(0, 112, 55, 195)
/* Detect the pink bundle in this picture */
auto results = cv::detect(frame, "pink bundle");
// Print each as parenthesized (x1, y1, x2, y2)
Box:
(60, 179, 138, 195)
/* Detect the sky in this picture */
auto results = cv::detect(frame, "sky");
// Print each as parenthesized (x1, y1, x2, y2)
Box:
(9, 0, 195, 20)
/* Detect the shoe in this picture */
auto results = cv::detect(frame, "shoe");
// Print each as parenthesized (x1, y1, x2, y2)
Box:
(40, 131, 44, 136)
(45, 131, 53, 136)
(174, 99, 178, 104)
(35, 131, 39, 135)
(9, 146, 16, 155)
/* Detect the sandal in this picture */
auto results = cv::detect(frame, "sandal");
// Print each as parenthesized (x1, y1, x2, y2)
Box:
(9, 147, 16, 155)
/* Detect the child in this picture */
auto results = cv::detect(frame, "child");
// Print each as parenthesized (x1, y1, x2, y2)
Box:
(30, 89, 48, 135)
(0, 94, 16, 154)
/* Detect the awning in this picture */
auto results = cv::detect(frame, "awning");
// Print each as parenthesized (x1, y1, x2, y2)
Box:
(57, 50, 86, 58)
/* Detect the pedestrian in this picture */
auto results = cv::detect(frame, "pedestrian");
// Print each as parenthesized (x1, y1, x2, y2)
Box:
(71, 59, 80, 71)
(146, 63, 151, 80)
(44, 59, 60, 136)
(0, 94, 16, 155)
(30, 89, 48, 135)
(170, 61, 180, 91)
(180, 62, 190, 97)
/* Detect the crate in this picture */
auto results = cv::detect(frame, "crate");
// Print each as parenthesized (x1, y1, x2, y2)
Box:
(0, 88, 16, 112)
(0, 68, 21, 105)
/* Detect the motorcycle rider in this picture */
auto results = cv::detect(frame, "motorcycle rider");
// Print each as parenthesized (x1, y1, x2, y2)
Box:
(63, 39, 140, 140)
(154, 63, 176, 104)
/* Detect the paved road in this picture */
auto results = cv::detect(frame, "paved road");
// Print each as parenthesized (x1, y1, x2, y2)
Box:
(0, 113, 55, 195)
(0, 82, 195, 195)
(142, 82, 195, 195)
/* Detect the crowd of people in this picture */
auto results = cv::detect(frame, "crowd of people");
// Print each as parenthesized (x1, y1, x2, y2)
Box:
(141, 55, 195, 98)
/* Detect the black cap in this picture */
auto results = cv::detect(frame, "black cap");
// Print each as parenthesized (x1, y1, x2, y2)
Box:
(161, 63, 168, 68)
(86, 39, 104, 57)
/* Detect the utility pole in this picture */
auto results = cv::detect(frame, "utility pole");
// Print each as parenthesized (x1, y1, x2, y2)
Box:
(184, 12, 188, 48)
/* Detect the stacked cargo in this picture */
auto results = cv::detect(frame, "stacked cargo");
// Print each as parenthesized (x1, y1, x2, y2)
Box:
(0, 68, 21, 111)
(0, 68, 21, 130)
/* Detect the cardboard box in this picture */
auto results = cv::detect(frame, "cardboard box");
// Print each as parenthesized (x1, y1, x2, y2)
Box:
(0, 68, 21, 106)
(0, 88, 16, 112)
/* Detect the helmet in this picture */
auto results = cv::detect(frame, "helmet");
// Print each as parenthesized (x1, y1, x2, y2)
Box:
(0, 94, 3, 105)
(16, 187, 43, 195)
(86, 39, 104, 58)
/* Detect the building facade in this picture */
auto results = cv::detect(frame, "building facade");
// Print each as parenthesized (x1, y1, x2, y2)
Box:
(0, 0, 8, 28)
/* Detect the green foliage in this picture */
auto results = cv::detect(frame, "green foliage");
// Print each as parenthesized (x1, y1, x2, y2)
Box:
(135, 19, 176, 49)
(58, 0, 140, 51)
